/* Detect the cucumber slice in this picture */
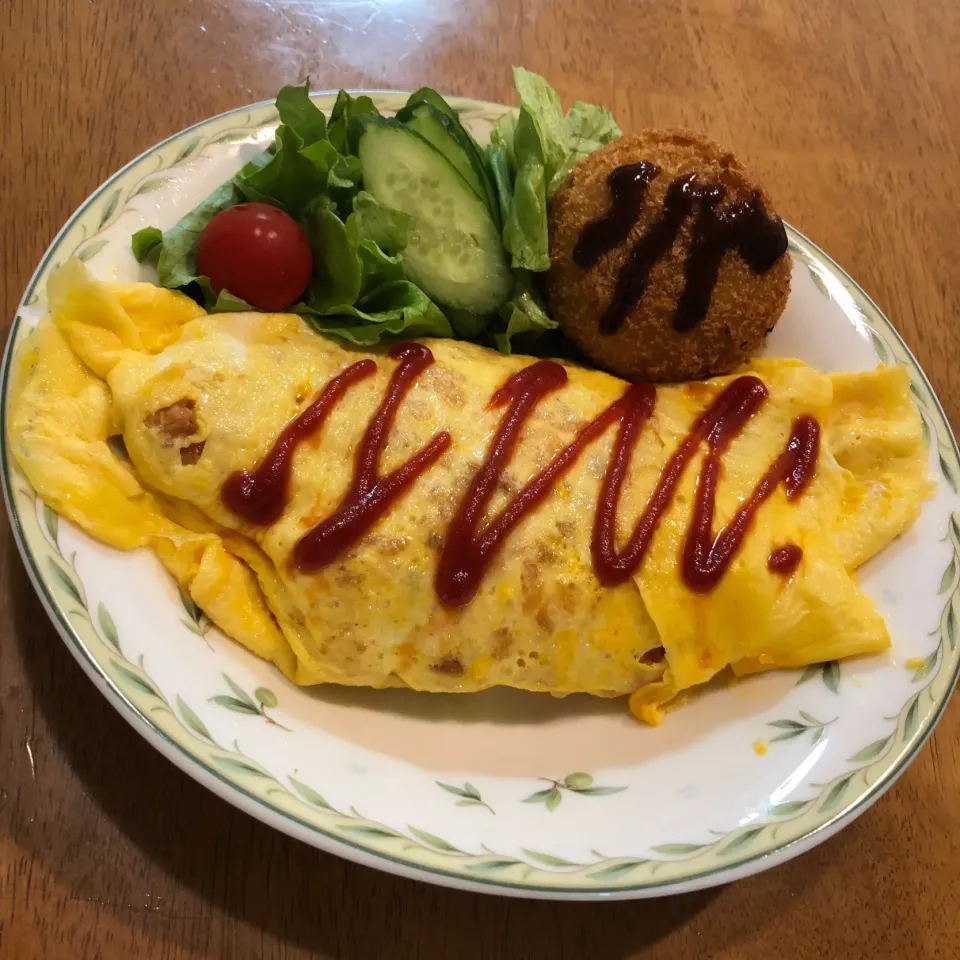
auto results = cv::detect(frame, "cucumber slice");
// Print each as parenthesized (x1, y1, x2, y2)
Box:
(403, 89, 486, 161)
(401, 103, 487, 202)
(403, 87, 458, 122)
(398, 93, 502, 229)
(358, 121, 512, 314)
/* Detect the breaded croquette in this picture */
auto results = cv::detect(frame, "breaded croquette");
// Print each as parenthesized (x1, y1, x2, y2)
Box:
(548, 129, 791, 382)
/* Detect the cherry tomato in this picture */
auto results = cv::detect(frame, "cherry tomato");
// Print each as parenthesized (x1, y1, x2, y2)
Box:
(196, 203, 313, 311)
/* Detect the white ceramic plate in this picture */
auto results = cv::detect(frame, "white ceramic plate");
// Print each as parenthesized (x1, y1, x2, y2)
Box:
(4, 93, 960, 900)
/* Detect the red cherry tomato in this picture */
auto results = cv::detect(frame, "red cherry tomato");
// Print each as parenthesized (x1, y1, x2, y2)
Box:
(196, 203, 313, 311)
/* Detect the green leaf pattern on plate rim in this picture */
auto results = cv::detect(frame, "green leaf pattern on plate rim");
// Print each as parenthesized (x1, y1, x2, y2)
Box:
(4, 92, 960, 893)
(766, 712, 837, 745)
(436, 781, 495, 815)
(796, 659, 841, 693)
(208, 673, 291, 731)
(522, 773, 627, 812)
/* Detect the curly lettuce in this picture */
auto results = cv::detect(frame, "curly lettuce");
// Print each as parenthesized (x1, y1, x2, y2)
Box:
(495, 67, 621, 273)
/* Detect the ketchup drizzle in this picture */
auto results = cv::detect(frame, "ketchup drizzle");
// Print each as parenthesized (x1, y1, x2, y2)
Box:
(435, 361, 656, 608)
(222, 359, 376, 526)
(293, 343, 451, 572)
(768, 543, 804, 577)
(681, 409, 819, 592)
(222, 349, 820, 602)
(594, 375, 767, 587)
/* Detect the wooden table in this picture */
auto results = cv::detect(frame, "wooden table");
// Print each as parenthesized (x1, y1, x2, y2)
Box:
(3, 0, 959, 956)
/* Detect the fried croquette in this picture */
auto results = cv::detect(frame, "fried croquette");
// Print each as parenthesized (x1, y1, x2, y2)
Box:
(548, 129, 791, 382)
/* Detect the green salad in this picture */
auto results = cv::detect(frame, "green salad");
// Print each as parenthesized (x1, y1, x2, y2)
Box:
(132, 68, 620, 352)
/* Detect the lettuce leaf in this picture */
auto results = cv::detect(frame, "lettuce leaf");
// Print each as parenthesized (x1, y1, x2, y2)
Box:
(276, 81, 327, 146)
(301, 192, 413, 313)
(298, 307, 450, 345)
(301, 198, 363, 311)
(157, 179, 244, 289)
(502, 109, 550, 272)
(512, 68, 569, 187)
(486, 143, 513, 227)
(355, 238, 405, 288)
(208, 287, 254, 312)
(499, 68, 621, 272)
(234, 124, 333, 214)
(498, 67, 569, 271)
(234, 86, 364, 218)
(565, 99, 622, 147)
(327, 91, 381, 156)
(294, 191, 451, 344)
(490, 112, 518, 172)
(296, 281, 452, 345)
(548, 100, 622, 195)
(326, 153, 363, 219)
(351, 191, 411, 253)
(131, 227, 162, 263)
(493, 270, 557, 352)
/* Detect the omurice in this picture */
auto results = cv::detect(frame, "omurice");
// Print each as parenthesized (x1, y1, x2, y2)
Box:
(7, 260, 931, 723)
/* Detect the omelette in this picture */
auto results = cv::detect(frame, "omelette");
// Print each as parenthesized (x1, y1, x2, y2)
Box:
(7, 260, 931, 722)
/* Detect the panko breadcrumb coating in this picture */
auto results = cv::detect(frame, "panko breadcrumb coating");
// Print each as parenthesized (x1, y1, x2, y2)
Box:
(548, 129, 791, 382)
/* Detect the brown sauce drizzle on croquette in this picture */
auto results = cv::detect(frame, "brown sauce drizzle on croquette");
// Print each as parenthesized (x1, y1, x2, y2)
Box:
(220, 349, 817, 606)
(573, 161, 660, 267)
(574, 166, 788, 335)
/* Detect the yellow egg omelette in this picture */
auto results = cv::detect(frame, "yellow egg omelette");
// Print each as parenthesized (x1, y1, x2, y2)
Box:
(7, 260, 932, 722)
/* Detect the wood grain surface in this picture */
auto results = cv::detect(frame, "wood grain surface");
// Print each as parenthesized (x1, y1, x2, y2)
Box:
(2, 0, 959, 956)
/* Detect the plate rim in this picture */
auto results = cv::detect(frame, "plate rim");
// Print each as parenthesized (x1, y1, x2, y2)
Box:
(4, 92, 959, 900)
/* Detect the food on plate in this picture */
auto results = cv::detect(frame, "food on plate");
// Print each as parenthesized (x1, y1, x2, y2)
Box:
(9, 68, 932, 726)
(8, 263, 930, 723)
(129, 69, 624, 357)
(127, 70, 793, 385)
(548, 130, 791, 382)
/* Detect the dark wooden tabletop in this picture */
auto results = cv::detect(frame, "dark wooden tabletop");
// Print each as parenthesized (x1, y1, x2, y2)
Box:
(3, 0, 960, 957)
